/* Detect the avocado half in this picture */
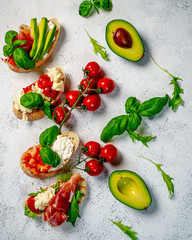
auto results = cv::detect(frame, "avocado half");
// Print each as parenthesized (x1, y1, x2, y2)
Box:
(106, 19, 144, 62)
(109, 170, 151, 210)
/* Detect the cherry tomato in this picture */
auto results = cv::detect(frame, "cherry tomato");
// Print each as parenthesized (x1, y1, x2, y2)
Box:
(100, 144, 118, 162)
(65, 90, 83, 108)
(27, 196, 39, 213)
(37, 75, 53, 89)
(83, 141, 101, 157)
(80, 78, 97, 94)
(53, 106, 71, 124)
(83, 94, 101, 111)
(85, 160, 104, 176)
(85, 62, 101, 78)
(43, 87, 58, 98)
(97, 78, 115, 94)
(23, 83, 35, 94)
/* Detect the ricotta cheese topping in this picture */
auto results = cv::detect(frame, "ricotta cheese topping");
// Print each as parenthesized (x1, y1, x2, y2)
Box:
(47, 20, 56, 42)
(31, 82, 52, 102)
(34, 187, 55, 211)
(47, 68, 65, 91)
(49, 136, 74, 171)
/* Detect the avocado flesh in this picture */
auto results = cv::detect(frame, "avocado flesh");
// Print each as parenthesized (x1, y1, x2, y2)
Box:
(29, 18, 39, 59)
(109, 170, 151, 210)
(106, 19, 144, 62)
(33, 17, 48, 62)
(40, 24, 56, 59)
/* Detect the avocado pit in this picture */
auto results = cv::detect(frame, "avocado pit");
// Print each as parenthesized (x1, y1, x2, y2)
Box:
(117, 177, 138, 197)
(113, 28, 132, 48)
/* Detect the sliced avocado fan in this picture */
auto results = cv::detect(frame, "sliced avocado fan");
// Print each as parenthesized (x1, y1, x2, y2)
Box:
(29, 18, 39, 59)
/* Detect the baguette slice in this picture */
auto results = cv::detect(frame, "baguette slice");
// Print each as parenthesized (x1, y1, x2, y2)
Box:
(4, 18, 60, 73)
(21, 132, 79, 179)
(13, 67, 65, 121)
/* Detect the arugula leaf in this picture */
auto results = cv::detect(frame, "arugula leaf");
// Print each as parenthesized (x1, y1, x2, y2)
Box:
(109, 220, 137, 240)
(128, 130, 155, 147)
(24, 204, 38, 220)
(53, 181, 59, 193)
(85, 29, 109, 60)
(66, 189, 84, 226)
(28, 192, 38, 197)
(57, 173, 73, 182)
(137, 155, 174, 196)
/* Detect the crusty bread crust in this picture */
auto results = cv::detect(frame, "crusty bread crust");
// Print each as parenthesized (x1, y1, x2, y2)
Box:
(13, 67, 65, 121)
(5, 18, 60, 73)
(20, 132, 79, 178)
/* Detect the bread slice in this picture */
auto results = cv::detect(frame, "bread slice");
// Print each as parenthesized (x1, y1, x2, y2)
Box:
(13, 67, 65, 121)
(4, 18, 60, 73)
(20, 132, 79, 178)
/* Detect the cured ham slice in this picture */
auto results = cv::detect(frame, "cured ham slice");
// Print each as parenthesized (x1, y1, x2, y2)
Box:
(44, 172, 81, 226)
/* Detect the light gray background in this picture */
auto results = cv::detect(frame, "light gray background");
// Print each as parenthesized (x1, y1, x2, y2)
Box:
(0, 0, 192, 239)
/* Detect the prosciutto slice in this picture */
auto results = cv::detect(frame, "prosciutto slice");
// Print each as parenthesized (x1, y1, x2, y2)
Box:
(44, 172, 81, 226)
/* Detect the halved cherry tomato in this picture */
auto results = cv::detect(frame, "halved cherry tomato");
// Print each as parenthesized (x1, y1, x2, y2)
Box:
(37, 75, 53, 89)
(97, 78, 115, 94)
(65, 90, 83, 108)
(85, 160, 104, 176)
(100, 144, 118, 162)
(83, 141, 101, 158)
(27, 196, 39, 213)
(83, 94, 101, 111)
(80, 78, 97, 94)
(23, 83, 35, 94)
(85, 62, 101, 78)
(53, 106, 71, 124)
(43, 87, 58, 98)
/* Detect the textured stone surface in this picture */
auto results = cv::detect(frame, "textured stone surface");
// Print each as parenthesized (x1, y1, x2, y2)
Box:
(0, 0, 192, 239)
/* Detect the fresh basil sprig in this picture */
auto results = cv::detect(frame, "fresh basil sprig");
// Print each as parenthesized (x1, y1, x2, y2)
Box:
(39, 125, 59, 147)
(93, 0, 112, 10)
(13, 48, 35, 70)
(20, 92, 43, 109)
(5, 30, 18, 44)
(40, 146, 60, 168)
(125, 97, 140, 114)
(79, 1, 93, 16)
(3, 40, 27, 57)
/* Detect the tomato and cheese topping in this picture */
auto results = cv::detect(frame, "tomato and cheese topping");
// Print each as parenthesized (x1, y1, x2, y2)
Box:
(34, 187, 55, 211)
(47, 68, 65, 92)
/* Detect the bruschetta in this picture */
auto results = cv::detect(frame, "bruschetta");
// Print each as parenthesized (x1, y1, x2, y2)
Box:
(2, 18, 60, 72)
(24, 172, 86, 227)
(13, 67, 65, 121)
(21, 132, 79, 178)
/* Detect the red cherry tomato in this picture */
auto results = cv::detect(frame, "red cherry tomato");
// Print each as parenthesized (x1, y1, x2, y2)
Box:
(85, 62, 101, 78)
(85, 160, 104, 176)
(83, 94, 101, 111)
(43, 87, 58, 98)
(65, 90, 83, 108)
(100, 144, 118, 162)
(80, 78, 97, 94)
(97, 78, 115, 94)
(53, 106, 71, 124)
(27, 196, 39, 213)
(83, 141, 101, 157)
(37, 75, 53, 89)
(23, 83, 35, 94)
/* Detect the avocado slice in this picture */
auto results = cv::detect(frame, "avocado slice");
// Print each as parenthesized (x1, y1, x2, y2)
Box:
(40, 24, 56, 59)
(106, 19, 144, 62)
(29, 18, 39, 59)
(109, 170, 151, 210)
(33, 17, 48, 62)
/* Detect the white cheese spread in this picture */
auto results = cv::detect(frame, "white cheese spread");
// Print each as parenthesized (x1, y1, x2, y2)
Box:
(47, 68, 65, 92)
(34, 187, 55, 211)
(31, 82, 52, 102)
(47, 20, 56, 41)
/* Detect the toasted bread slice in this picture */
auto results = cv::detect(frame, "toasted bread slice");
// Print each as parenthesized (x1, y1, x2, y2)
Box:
(4, 18, 60, 73)
(13, 67, 65, 121)
(21, 132, 79, 178)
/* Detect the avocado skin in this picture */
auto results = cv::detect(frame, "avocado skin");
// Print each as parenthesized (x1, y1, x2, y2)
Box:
(33, 17, 48, 62)
(106, 19, 144, 62)
(29, 18, 39, 59)
(109, 170, 152, 210)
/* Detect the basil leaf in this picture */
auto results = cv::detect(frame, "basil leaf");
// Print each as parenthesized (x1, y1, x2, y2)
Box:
(138, 95, 168, 117)
(100, 115, 129, 142)
(93, 0, 112, 10)
(125, 97, 140, 114)
(12, 40, 27, 47)
(20, 92, 43, 109)
(5, 30, 18, 44)
(44, 107, 53, 119)
(43, 100, 52, 108)
(127, 112, 142, 131)
(13, 48, 35, 70)
(40, 146, 60, 167)
(39, 126, 59, 147)
(3, 44, 14, 57)
(79, 1, 93, 17)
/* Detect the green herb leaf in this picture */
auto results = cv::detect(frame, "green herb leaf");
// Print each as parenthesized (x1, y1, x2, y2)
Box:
(13, 48, 35, 70)
(12, 40, 27, 47)
(137, 155, 174, 196)
(40, 187, 45, 192)
(40, 146, 60, 167)
(93, 0, 112, 10)
(79, 1, 93, 17)
(66, 189, 84, 226)
(20, 92, 43, 109)
(125, 97, 140, 114)
(39, 125, 59, 147)
(24, 204, 37, 220)
(3, 44, 14, 57)
(53, 181, 59, 193)
(100, 115, 129, 142)
(127, 112, 142, 131)
(57, 173, 73, 182)
(5, 30, 18, 44)
(28, 192, 38, 197)
(138, 95, 168, 117)
(85, 29, 109, 60)
(109, 220, 137, 240)
(128, 130, 155, 147)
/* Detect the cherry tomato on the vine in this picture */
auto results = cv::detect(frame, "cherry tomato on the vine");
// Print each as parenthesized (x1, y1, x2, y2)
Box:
(85, 62, 101, 78)
(27, 196, 39, 213)
(85, 160, 104, 176)
(43, 87, 58, 98)
(38, 75, 53, 89)
(65, 90, 83, 108)
(97, 78, 115, 94)
(53, 106, 71, 124)
(100, 144, 118, 162)
(83, 94, 101, 111)
(80, 78, 97, 94)
(83, 141, 101, 157)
